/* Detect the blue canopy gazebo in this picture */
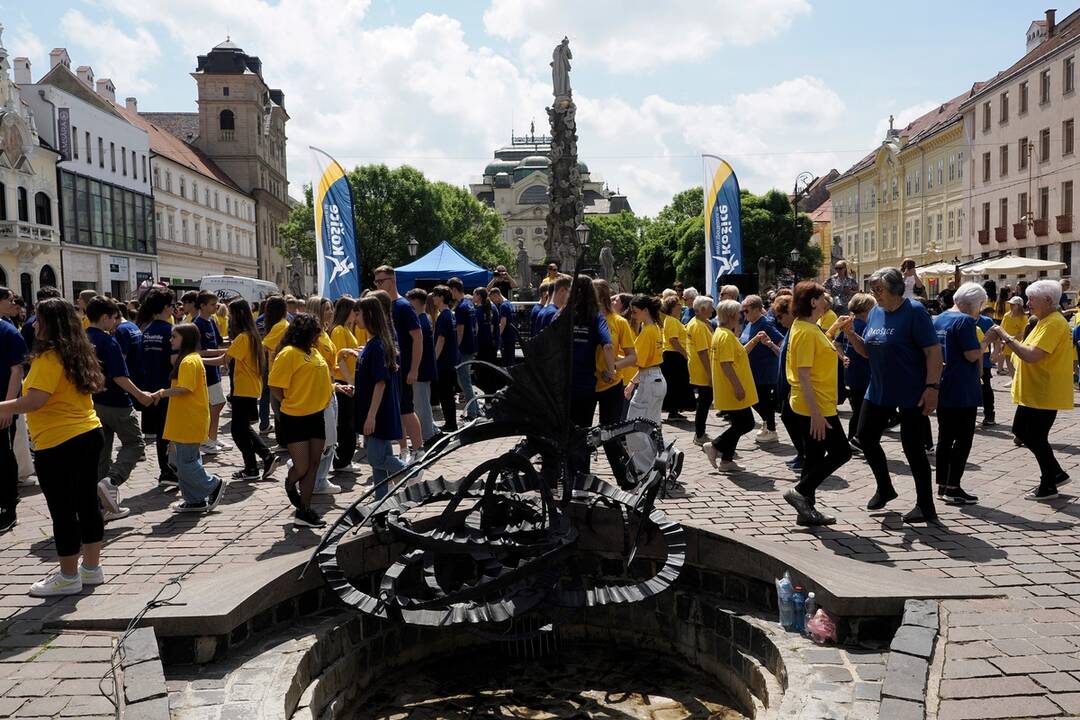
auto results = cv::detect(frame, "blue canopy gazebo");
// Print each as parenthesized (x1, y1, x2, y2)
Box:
(393, 240, 492, 292)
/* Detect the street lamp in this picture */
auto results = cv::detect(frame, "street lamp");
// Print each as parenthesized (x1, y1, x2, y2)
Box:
(407, 236, 419, 257)
(789, 247, 801, 264)
(576, 222, 590, 248)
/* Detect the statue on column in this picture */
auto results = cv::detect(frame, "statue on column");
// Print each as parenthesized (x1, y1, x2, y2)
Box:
(516, 238, 532, 291)
(552, 37, 572, 101)
(599, 242, 615, 281)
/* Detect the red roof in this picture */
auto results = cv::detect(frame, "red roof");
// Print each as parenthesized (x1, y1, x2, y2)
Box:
(809, 198, 832, 224)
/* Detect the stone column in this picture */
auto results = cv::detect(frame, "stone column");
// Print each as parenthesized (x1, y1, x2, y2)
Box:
(545, 99, 584, 273)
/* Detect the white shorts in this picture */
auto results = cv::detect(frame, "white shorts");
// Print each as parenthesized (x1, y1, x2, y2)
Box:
(208, 382, 227, 406)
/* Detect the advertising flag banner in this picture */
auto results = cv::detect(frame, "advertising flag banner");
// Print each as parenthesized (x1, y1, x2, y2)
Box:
(702, 155, 743, 301)
(311, 146, 359, 299)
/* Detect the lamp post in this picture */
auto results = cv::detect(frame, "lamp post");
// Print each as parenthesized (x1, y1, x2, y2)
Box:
(575, 222, 590, 251)
(407, 236, 419, 257)
(792, 171, 814, 280)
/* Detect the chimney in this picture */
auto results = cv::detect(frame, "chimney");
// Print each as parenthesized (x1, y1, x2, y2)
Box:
(76, 65, 94, 88)
(49, 48, 70, 70)
(1047, 8, 1057, 37)
(13, 57, 30, 85)
(125, 97, 138, 113)
(95, 78, 115, 103)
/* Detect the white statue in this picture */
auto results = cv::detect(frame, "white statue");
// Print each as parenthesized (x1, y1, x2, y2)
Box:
(552, 37, 572, 100)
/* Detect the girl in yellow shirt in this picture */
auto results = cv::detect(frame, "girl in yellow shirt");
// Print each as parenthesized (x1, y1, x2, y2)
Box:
(330, 297, 361, 471)
(659, 295, 692, 421)
(704, 299, 758, 473)
(306, 296, 349, 496)
(999, 297, 1028, 374)
(0, 299, 105, 597)
(225, 300, 277, 482)
(624, 295, 666, 480)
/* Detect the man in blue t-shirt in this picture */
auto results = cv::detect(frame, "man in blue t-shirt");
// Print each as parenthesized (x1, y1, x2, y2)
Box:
(87, 297, 154, 521)
(489, 287, 518, 367)
(139, 288, 179, 486)
(430, 286, 460, 433)
(193, 292, 229, 454)
(407, 288, 440, 443)
(447, 277, 480, 420)
(0, 298, 26, 535)
(374, 265, 425, 456)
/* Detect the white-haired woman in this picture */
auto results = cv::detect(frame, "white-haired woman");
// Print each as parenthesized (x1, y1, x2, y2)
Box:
(686, 294, 715, 444)
(996, 279, 1074, 500)
(681, 287, 699, 324)
(933, 282, 998, 505)
(704, 299, 759, 473)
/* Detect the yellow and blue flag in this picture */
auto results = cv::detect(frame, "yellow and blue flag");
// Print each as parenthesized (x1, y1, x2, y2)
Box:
(702, 154, 743, 302)
(311, 146, 359, 299)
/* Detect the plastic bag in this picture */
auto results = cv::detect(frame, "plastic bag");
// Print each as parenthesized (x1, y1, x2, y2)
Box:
(806, 609, 837, 645)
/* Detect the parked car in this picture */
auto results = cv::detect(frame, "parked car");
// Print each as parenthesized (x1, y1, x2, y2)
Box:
(199, 275, 280, 304)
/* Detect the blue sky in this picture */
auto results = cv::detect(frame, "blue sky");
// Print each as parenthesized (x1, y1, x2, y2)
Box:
(0, 1, 1061, 214)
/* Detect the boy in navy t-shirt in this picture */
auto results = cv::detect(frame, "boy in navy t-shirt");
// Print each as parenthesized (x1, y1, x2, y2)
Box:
(139, 288, 179, 487)
(193, 292, 229, 453)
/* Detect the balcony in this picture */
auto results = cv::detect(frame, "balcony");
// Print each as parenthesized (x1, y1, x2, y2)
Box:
(0, 220, 56, 244)
(1034, 218, 1049, 236)
(994, 226, 1007, 243)
(219, 130, 235, 142)
(1057, 214, 1073, 234)
(977, 229, 990, 245)
(1013, 222, 1028, 240)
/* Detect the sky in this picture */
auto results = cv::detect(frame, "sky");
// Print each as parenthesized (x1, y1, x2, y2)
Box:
(0, 0, 1061, 216)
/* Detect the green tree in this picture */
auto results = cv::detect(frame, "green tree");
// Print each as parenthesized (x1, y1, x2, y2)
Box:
(584, 211, 644, 269)
(430, 182, 511, 270)
(278, 184, 316, 264)
(740, 189, 822, 284)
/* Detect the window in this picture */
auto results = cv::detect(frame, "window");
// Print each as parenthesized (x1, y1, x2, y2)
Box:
(1020, 81, 1029, 114)
(1065, 119, 1075, 155)
(166, 214, 174, 240)
(1000, 144, 1009, 175)
(109, 142, 115, 172)
(1019, 192, 1029, 222)
(1063, 242, 1073, 276)
(153, 167, 161, 188)
(182, 218, 189, 244)
(136, 153, 141, 180)
(958, 209, 964, 236)
(982, 202, 991, 231)
(1000, 91, 1009, 122)
(1065, 180, 1074, 217)
(1019, 137, 1029, 170)
(194, 221, 200, 245)
(214, 192, 220, 210)
(179, 177, 186, 198)
(937, 213, 943, 240)
(1040, 128, 1051, 161)
(905, 174, 912, 196)
(904, 221, 911, 247)
(121, 146, 127, 176)
(219, 110, 235, 130)
(926, 165, 933, 190)
(204, 188, 210, 205)
(1039, 186, 1050, 219)
(948, 155, 955, 181)
(982, 101, 991, 131)
(937, 159, 943, 185)
(226, 197, 231, 215)
(85, 131, 91, 164)
(982, 152, 991, 181)
(999, 198, 1008, 227)
(16, 187, 28, 222)
(72, 126, 78, 159)
(165, 171, 172, 193)
(192, 182, 198, 204)
(958, 150, 964, 178)
(1066, 56, 1076, 94)
(914, 169, 920, 193)
(98, 137, 103, 168)
(34, 192, 51, 226)
(223, 87, 230, 97)
(890, 223, 897, 250)
(914, 221, 920, 248)
(948, 210, 955, 238)
(155, 212, 162, 239)
(1041, 69, 1051, 104)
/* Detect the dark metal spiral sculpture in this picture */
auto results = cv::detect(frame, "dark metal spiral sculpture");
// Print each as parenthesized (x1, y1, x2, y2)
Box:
(309, 297, 686, 628)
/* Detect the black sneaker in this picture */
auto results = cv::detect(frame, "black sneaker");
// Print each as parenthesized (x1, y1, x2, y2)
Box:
(262, 454, 280, 480)
(981, 414, 996, 427)
(293, 507, 326, 528)
(171, 500, 208, 513)
(866, 489, 899, 511)
(285, 481, 301, 509)
(903, 506, 938, 523)
(0, 509, 15, 534)
(849, 438, 863, 454)
(943, 488, 979, 505)
(937, 485, 946, 498)
(158, 475, 179, 489)
(1055, 472, 1071, 487)
(1026, 486, 1059, 501)
(798, 508, 837, 527)
(205, 478, 227, 512)
(787, 457, 804, 471)
(232, 468, 260, 482)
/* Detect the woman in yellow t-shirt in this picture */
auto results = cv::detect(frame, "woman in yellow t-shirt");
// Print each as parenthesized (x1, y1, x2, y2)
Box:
(225, 299, 277, 482)
(306, 295, 349, 495)
(213, 300, 230, 341)
(153, 324, 226, 515)
(624, 295, 666, 480)
(659, 295, 692, 421)
(782, 281, 852, 527)
(0, 299, 104, 597)
(999, 296, 1028, 374)
(704, 299, 758, 473)
(593, 280, 636, 486)
(259, 295, 290, 433)
(268, 314, 333, 528)
(330, 297, 361, 471)
(997, 279, 1074, 500)
(685, 295, 715, 446)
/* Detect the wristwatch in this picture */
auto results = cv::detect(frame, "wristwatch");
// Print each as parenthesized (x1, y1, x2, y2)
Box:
(924, 383, 939, 390)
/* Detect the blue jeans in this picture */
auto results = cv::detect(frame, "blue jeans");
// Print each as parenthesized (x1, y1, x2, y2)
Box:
(413, 381, 438, 442)
(366, 435, 405, 499)
(315, 394, 338, 489)
(457, 352, 478, 419)
(174, 442, 220, 504)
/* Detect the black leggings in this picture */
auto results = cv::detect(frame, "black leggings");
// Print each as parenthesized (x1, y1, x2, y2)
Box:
(712, 407, 755, 461)
(35, 429, 105, 557)
(230, 396, 269, 471)
(981, 366, 995, 416)
(778, 386, 805, 461)
(936, 406, 976, 489)
(595, 383, 629, 486)
(857, 401, 934, 510)
(141, 400, 174, 480)
(792, 414, 851, 504)
(661, 351, 691, 413)
(693, 385, 713, 438)
(334, 388, 357, 468)
(1013, 405, 1063, 489)
(569, 390, 597, 477)
(847, 385, 867, 440)
(752, 384, 776, 431)
(0, 423, 16, 513)
(436, 368, 458, 432)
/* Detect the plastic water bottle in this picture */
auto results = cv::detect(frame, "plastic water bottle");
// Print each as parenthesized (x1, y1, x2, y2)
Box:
(776, 572, 795, 630)
(803, 592, 817, 637)
(792, 586, 806, 634)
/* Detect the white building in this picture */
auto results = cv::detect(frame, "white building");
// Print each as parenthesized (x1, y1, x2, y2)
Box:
(19, 49, 156, 299)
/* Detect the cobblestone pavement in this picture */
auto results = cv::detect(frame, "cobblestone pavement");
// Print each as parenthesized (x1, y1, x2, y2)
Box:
(1, 373, 1079, 717)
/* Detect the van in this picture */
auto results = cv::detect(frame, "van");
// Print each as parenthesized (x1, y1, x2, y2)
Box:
(200, 275, 280, 304)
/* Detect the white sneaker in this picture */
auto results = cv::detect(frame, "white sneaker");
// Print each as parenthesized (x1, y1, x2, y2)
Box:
(214, 439, 233, 451)
(199, 442, 220, 455)
(97, 478, 121, 513)
(313, 480, 342, 495)
(755, 430, 779, 444)
(332, 463, 359, 474)
(79, 564, 105, 586)
(30, 570, 82, 597)
(103, 507, 131, 523)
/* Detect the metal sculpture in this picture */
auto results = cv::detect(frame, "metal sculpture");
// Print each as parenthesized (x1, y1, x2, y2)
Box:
(309, 278, 686, 628)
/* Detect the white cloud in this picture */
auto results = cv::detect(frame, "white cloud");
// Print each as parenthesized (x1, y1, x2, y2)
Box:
(6, 24, 47, 74)
(57, 10, 163, 94)
(870, 100, 939, 147)
(483, 0, 812, 74)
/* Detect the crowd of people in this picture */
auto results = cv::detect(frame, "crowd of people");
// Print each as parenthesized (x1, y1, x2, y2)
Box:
(2, 256, 1076, 598)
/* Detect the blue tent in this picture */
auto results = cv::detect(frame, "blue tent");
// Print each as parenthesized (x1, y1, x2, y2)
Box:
(394, 240, 492, 292)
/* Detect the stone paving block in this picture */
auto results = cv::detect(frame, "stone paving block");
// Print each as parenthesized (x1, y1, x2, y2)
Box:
(902, 599, 938, 628)
(881, 651, 928, 702)
(120, 627, 159, 667)
(937, 695, 1064, 720)
(219, 702, 260, 719)
(939, 675, 1043, 698)
(989, 654, 1056, 675)
(813, 665, 852, 682)
(1044, 652, 1080, 671)
(853, 663, 884, 681)
(59, 695, 115, 716)
(17, 695, 70, 716)
(853, 681, 881, 701)
(890, 625, 936, 658)
(123, 696, 171, 720)
(877, 698, 923, 720)
(123, 660, 167, 704)
(801, 648, 843, 665)
(1032, 671, 1080, 692)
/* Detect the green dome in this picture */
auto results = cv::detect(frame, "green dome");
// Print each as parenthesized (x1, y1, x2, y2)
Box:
(577, 161, 589, 173)
(484, 159, 517, 175)
(520, 155, 551, 168)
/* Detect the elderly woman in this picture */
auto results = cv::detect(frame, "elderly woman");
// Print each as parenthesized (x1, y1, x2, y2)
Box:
(686, 294, 716, 445)
(739, 294, 784, 443)
(996, 279, 1074, 500)
(844, 267, 943, 523)
(782, 281, 851, 526)
(933, 283, 998, 505)
(704, 299, 759, 473)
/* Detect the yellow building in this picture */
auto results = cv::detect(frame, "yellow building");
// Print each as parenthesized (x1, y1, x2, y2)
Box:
(827, 90, 976, 293)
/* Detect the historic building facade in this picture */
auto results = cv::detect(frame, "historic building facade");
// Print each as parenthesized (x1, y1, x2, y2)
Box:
(470, 132, 630, 267)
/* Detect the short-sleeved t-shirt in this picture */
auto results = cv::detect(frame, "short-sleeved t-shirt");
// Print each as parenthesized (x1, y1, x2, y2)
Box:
(268, 346, 333, 416)
(0, 319, 27, 397)
(163, 353, 210, 445)
(24, 350, 101, 450)
(661, 314, 687, 353)
(87, 327, 132, 408)
(226, 332, 262, 398)
(212, 313, 228, 340)
(817, 309, 839, 337)
(686, 317, 714, 387)
(193, 315, 222, 386)
(530, 303, 544, 336)
(114, 320, 143, 386)
(570, 313, 610, 393)
(934, 312, 981, 408)
(434, 308, 459, 373)
(976, 314, 995, 369)
(598, 312, 634, 392)
(711, 326, 758, 411)
(416, 312, 437, 383)
(634, 323, 663, 369)
(498, 301, 517, 341)
(315, 332, 338, 373)
(840, 318, 870, 390)
(475, 304, 495, 350)
(1013, 311, 1074, 410)
(262, 318, 289, 357)
(455, 298, 477, 355)
(392, 296, 421, 372)
(862, 299, 939, 408)
(536, 303, 558, 332)
(355, 337, 403, 441)
(140, 319, 175, 392)
(740, 315, 784, 385)
(786, 319, 839, 417)
(330, 325, 359, 382)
